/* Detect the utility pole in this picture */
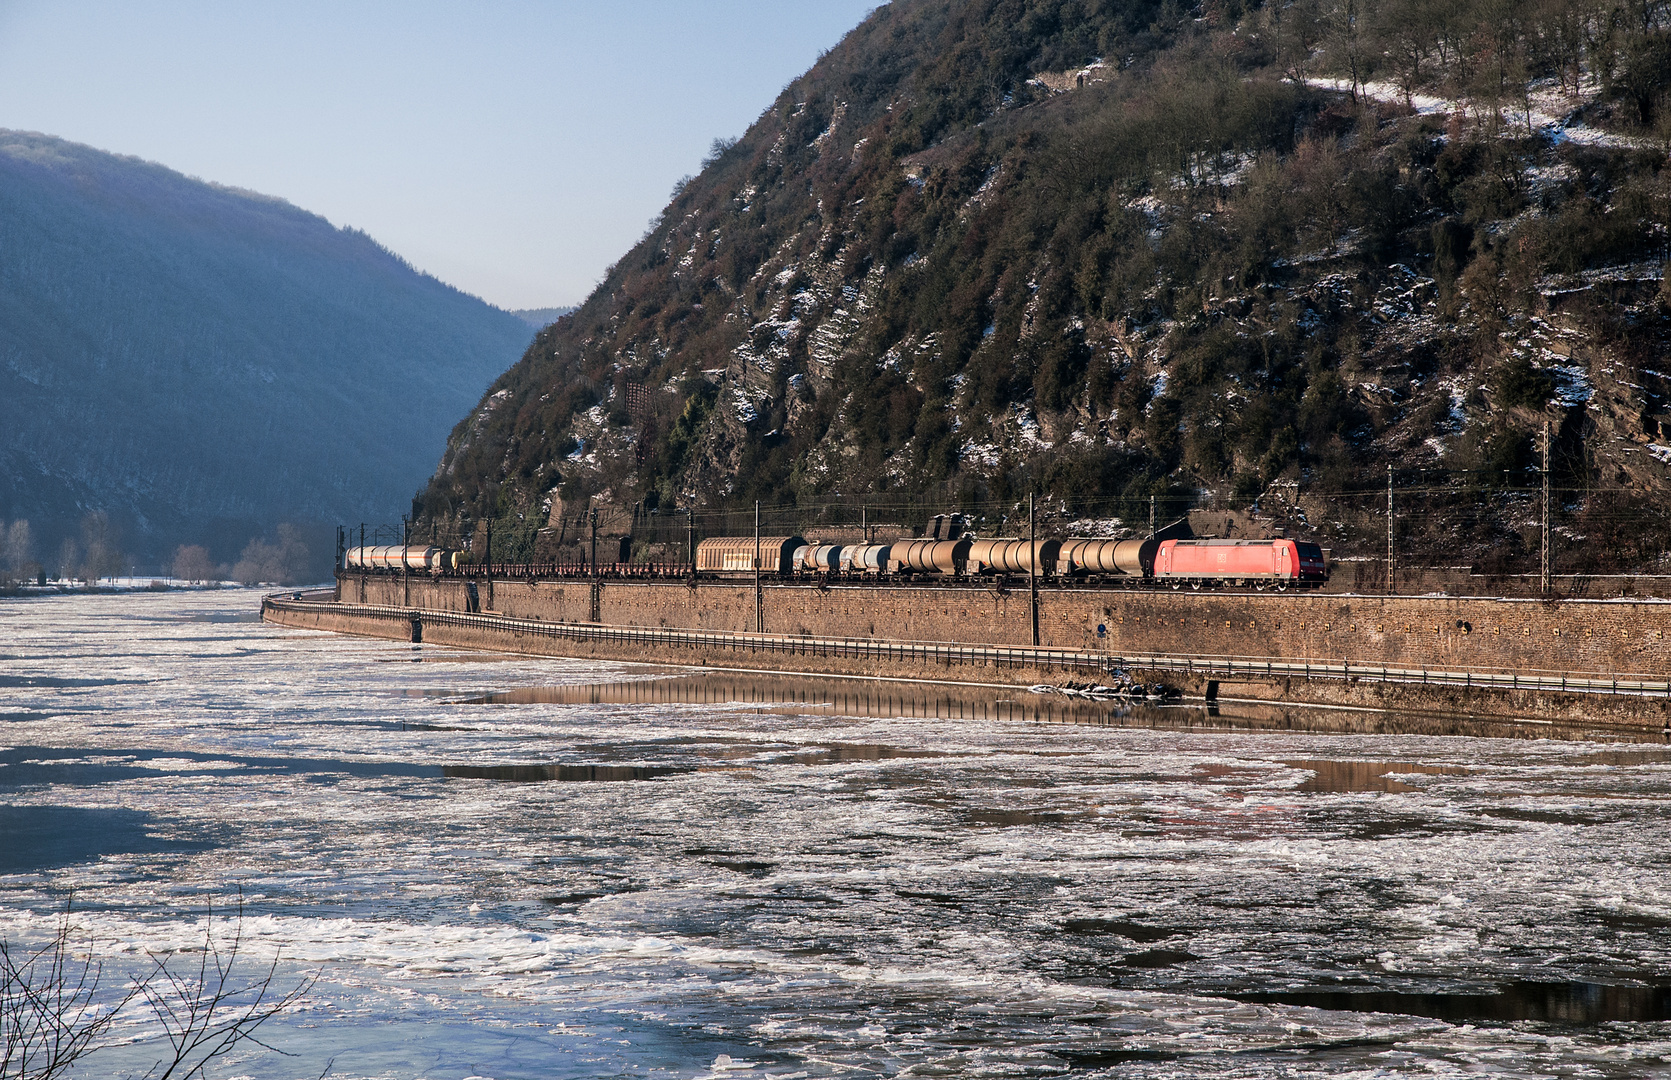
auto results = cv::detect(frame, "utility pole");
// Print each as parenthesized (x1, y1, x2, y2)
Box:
(754, 500, 763, 634)
(1149, 494, 1156, 537)
(862, 505, 868, 544)
(484, 518, 493, 611)
(1029, 492, 1040, 647)
(402, 516, 410, 607)
(589, 505, 600, 622)
(1385, 465, 1394, 596)
(686, 509, 694, 570)
(1542, 418, 1552, 595)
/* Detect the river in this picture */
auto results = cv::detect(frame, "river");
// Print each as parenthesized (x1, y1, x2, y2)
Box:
(3, 589, 1671, 1078)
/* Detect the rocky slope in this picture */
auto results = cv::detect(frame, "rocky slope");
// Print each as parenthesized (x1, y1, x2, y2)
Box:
(421, 0, 1671, 572)
(0, 131, 533, 566)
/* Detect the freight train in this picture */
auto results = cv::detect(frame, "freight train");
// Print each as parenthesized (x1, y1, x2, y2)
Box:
(692, 535, 1327, 589)
(342, 535, 1327, 589)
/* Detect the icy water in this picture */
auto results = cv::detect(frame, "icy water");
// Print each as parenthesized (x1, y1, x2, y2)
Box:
(4, 591, 1671, 1078)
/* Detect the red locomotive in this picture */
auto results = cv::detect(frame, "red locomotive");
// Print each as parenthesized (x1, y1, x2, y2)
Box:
(1153, 538, 1326, 588)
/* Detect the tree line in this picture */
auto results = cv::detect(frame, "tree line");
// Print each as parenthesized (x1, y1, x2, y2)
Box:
(0, 516, 318, 588)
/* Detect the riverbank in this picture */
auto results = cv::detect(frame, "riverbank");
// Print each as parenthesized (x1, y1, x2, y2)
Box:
(264, 590, 1671, 731)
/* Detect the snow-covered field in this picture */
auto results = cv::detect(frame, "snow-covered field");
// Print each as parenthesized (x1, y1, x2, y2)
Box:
(3, 590, 1671, 1078)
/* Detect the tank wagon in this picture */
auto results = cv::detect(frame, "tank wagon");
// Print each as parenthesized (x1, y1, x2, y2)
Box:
(967, 538, 1061, 575)
(840, 544, 892, 573)
(345, 545, 463, 572)
(792, 544, 843, 572)
(1059, 537, 1158, 576)
(891, 538, 972, 575)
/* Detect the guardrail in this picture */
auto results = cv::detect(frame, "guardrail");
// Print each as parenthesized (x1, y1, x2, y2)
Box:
(261, 596, 1671, 700)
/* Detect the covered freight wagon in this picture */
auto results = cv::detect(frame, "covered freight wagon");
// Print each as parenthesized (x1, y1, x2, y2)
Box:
(694, 536, 807, 574)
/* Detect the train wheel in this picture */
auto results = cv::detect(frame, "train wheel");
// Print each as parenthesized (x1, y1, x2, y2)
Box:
(1170, 581, 1182, 590)
(1254, 581, 1266, 591)
(1276, 582, 1288, 592)
(1189, 580, 1201, 591)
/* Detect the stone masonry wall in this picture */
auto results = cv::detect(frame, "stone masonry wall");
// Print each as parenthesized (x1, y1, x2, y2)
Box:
(346, 573, 1671, 677)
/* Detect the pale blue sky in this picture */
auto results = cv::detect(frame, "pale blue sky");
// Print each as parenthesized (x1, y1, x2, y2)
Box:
(0, 1, 877, 309)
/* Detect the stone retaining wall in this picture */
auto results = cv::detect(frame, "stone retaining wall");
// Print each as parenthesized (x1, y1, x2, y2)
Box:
(341, 573, 1671, 680)
(268, 596, 1671, 729)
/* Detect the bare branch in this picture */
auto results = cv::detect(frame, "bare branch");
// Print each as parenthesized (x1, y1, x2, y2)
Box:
(3, 894, 319, 1080)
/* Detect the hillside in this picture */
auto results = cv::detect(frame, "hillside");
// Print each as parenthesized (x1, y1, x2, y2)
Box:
(420, 0, 1671, 574)
(0, 131, 532, 571)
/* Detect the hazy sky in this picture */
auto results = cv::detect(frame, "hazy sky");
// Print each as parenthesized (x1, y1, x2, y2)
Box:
(0, 1, 877, 310)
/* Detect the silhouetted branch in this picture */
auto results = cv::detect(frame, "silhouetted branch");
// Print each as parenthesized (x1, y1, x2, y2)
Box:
(1, 896, 319, 1080)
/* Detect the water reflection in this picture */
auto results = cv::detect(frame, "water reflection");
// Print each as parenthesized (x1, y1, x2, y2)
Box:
(1061, 919, 1187, 942)
(0, 675, 149, 688)
(178, 611, 262, 623)
(1120, 948, 1200, 968)
(1236, 981, 1671, 1024)
(1288, 759, 1470, 793)
(442, 764, 688, 782)
(790, 743, 948, 763)
(467, 673, 1664, 742)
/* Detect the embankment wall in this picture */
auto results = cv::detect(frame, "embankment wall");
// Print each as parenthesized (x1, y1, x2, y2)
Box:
(270, 593, 1671, 729)
(342, 573, 1671, 679)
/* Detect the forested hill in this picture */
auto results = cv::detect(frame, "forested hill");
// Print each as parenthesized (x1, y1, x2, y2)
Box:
(422, 0, 1671, 572)
(0, 131, 532, 566)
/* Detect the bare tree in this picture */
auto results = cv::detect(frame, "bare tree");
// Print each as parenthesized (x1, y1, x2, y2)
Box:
(0, 908, 142, 1079)
(134, 899, 316, 1079)
(0, 521, 33, 584)
(78, 512, 126, 585)
(232, 525, 311, 586)
(54, 539, 79, 586)
(1, 899, 317, 1080)
(1376, 0, 1437, 105)
(1329, 0, 1373, 102)
(168, 546, 218, 585)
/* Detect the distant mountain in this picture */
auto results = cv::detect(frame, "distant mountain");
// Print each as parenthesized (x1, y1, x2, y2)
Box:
(0, 131, 533, 568)
(510, 307, 575, 329)
(419, 0, 1671, 573)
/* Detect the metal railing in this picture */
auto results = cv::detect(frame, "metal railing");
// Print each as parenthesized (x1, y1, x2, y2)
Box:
(262, 595, 1671, 700)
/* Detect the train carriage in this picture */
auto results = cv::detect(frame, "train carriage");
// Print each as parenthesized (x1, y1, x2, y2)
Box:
(345, 545, 462, 572)
(966, 538, 1061, 575)
(694, 536, 807, 575)
(1059, 537, 1158, 577)
(840, 544, 892, 573)
(890, 538, 972, 575)
(792, 544, 843, 573)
